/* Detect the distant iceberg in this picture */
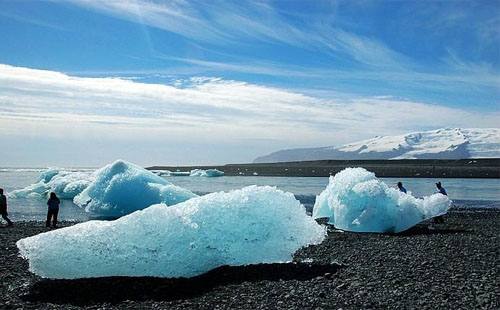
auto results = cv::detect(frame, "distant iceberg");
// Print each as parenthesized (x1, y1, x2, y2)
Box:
(313, 168, 451, 233)
(9, 169, 94, 199)
(189, 169, 224, 177)
(73, 160, 197, 217)
(8, 160, 196, 217)
(36, 168, 61, 183)
(169, 171, 191, 176)
(17, 185, 326, 279)
(156, 169, 225, 177)
(151, 170, 172, 177)
(8, 182, 50, 199)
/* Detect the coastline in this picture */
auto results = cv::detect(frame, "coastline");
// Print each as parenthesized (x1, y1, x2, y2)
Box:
(1, 209, 499, 309)
(148, 158, 500, 178)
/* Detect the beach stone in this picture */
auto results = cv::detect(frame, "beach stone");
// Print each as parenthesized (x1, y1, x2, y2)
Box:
(1, 210, 500, 309)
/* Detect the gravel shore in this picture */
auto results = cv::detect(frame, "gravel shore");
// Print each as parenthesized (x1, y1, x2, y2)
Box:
(1, 209, 499, 309)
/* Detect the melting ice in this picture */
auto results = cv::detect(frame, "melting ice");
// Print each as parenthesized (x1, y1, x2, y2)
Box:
(17, 185, 326, 279)
(73, 160, 197, 217)
(313, 168, 451, 233)
(9, 168, 94, 199)
(9, 160, 197, 217)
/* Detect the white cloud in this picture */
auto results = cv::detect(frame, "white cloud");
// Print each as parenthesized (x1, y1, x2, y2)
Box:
(1, 63, 498, 146)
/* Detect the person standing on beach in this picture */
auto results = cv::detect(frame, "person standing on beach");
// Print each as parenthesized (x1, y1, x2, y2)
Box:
(436, 181, 447, 196)
(46, 192, 60, 228)
(434, 182, 446, 224)
(397, 182, 407, 193)
(0, 188, 14, 227)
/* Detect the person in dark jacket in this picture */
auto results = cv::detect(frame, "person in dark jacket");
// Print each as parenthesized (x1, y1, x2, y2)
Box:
(433, 182, 446, 224)
(46, 192, 60, 228)
(397, 182, 407, 193)
(0, 188, 14, 226)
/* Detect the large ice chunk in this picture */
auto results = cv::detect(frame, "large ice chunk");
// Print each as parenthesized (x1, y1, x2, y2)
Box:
(312, 168, 451, 233)
(9, 169, 94, 199)
(73, 160, 197, 217)
(17, 185, 326, 279)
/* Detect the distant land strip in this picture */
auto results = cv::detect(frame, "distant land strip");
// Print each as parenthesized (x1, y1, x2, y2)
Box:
(148, 159, 500, 178)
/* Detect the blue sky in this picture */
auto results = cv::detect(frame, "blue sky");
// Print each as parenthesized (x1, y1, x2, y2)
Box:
(0, 0, 499, 166)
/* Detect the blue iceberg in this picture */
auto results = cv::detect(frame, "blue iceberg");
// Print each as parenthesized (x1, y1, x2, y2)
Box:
(36, 168, 61, 183)
(9, 169, 94, 199)
(73, 160, 197, 217)
(17, 185, 326, 279)
(312, 168, 451, 233)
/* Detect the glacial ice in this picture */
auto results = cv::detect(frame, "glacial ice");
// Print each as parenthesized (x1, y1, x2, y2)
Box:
(189, 169, 225, 177)
(151, 170, 172, 176)
(44, 171, 95, 199)
(8, 160, 196, 217)
(17, 185, 326, 279)
(155, 169, 225, 177)
(36, 168, 61, 183)
(8, 182, 49, 199)
(73, 160, 197, 217)
(9, 169, 94, 199)
(312, 168, 451, 233)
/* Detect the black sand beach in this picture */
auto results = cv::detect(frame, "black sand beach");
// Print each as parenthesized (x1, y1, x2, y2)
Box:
(149, 158, 500, 178)
(1, 209, 499, 309)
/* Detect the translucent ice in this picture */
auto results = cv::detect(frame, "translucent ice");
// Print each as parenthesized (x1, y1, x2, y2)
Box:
(312, 168, 451, 233)
(9, 169, 94, 199)
(189, 169, 225, 177)
(8, 182, 49, 199)
(17, 185, 326, 279)
(45, 171, 95, 199)
(73, 160, 196, 217)
(36, 168, 61, 183)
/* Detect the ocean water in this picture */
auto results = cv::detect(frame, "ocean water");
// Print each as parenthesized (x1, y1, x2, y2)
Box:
(0, 169, 499, 222)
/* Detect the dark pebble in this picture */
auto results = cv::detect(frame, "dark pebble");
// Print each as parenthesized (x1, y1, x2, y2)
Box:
(1, 210, 499, 309)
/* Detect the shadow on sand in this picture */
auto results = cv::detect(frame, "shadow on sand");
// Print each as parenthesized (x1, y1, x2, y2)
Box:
(23, 262, 340, 305)
(322, 220, 472, 236)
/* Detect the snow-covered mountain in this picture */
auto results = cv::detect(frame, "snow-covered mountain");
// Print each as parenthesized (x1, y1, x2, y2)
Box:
(253, 128, 500, 163)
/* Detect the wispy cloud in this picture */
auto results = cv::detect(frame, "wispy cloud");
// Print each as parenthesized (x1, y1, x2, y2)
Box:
(444, 49, 498, 76)
(64, 0, 407, 70)
(59, 0, 498, 103)
(0, 11, 67, 31)
(65, 53, 499, 101)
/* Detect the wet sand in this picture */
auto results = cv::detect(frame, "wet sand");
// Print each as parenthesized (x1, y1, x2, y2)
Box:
(1, 209, 499, 309)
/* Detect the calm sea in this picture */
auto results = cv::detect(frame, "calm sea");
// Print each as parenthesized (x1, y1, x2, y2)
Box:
(0, 169, 499, 222)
